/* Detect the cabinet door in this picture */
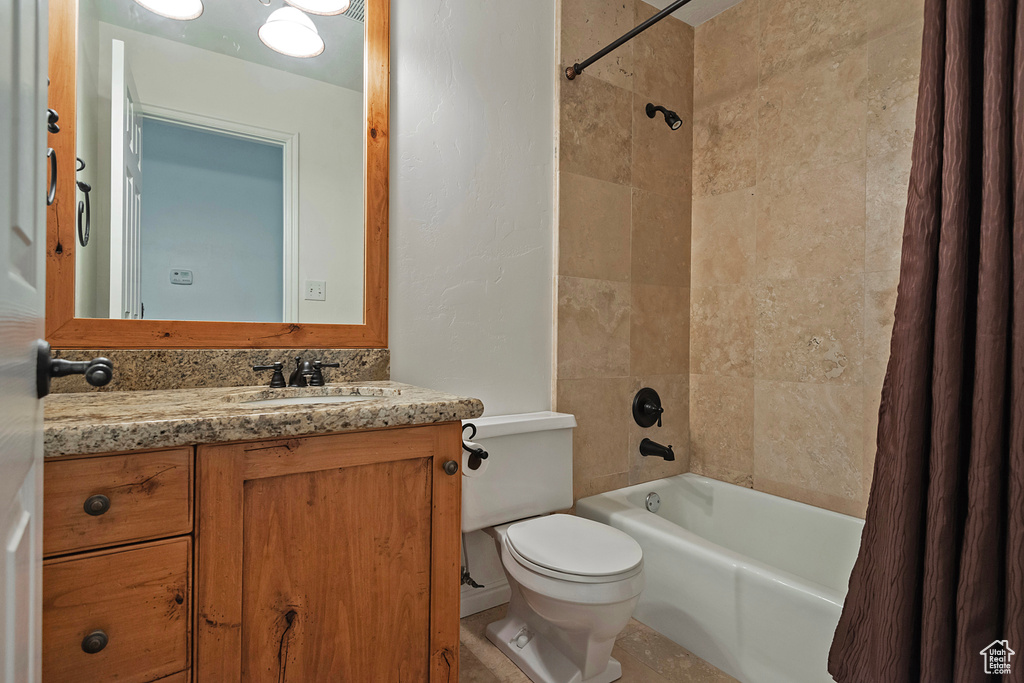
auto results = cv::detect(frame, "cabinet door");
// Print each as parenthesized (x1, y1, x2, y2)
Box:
(195, 424, 462, 682)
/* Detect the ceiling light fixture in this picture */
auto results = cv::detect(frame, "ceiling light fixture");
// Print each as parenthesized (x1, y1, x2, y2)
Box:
(258, 7, 325, 59)
(284, 0, 351, 17)
(132, 0, 204, 20)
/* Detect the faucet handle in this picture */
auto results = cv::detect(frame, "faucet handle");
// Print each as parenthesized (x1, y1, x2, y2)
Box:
(253, 362, 286, 388)
(646, 402, 664, 428)
(308, 360, 340, 386)
(632, 388, 664, 428)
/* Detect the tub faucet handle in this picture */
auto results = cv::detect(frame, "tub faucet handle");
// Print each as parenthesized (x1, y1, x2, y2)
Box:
(644, 401, 664, 427)
(632, 387, 664, 428)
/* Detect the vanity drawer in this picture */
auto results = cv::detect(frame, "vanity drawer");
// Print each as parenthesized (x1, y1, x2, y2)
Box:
(44, 448, 192, 556)
(42, 537, 191, 683)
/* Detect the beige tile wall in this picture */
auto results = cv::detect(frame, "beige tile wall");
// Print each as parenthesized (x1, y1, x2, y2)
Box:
(557, 0, 694, 501)
(689, 0, 924, 516)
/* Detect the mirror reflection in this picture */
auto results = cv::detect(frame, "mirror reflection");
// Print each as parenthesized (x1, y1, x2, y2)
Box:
(73, 0, 366, 324)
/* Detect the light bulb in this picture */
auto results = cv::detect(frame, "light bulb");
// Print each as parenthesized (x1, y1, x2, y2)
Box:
(284, 0, 351, 17)
(132, 0, 204, 20)
(258, 7, 325, 59)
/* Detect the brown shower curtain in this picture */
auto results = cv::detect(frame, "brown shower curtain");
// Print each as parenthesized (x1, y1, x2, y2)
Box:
(828, 0, 1024, 681)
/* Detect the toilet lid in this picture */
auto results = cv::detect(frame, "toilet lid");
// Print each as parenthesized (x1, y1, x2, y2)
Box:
(505, 514, 643, 577)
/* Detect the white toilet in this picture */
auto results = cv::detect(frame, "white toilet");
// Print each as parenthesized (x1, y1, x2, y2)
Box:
(462, 412, 645, 683)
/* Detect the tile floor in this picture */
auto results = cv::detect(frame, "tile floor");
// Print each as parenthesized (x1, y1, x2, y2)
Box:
(460, 605, 739, 683)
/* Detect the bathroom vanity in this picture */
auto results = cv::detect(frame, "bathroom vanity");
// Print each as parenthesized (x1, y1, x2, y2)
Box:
(34, 0, 456, 676)
(42, 383, 483, 682)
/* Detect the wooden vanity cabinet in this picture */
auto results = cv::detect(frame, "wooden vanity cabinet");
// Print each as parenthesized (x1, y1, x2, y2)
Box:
(42, 422, 463, 683)
(195, 423, 463, 682)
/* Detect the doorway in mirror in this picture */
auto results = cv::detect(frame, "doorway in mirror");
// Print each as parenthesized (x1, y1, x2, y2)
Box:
(140, 118, 287, 323)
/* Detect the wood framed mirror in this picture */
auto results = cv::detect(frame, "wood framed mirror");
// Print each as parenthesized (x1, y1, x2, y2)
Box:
(45, 0, 388, 348)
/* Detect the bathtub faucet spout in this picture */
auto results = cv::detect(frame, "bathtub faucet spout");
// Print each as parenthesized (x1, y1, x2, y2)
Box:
(640, 438, 674, 461)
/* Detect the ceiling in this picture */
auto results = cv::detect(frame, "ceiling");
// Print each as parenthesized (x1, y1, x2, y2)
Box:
(92, 0, 365, 92)
(646, 0, 744, 26)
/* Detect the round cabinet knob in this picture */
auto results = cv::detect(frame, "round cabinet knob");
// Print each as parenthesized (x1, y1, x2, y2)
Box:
(81, 630, 108, 654)
(83, 494, 110, 516)
(442, 460, 459, 476)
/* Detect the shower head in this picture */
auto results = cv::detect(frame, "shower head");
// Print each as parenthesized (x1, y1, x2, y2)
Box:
(646, 102, 682, 130)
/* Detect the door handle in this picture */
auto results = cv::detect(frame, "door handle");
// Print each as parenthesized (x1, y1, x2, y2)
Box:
(46, 108, 59, 205)
(36, 340, 113, 398)
(46, 148, 56, 206)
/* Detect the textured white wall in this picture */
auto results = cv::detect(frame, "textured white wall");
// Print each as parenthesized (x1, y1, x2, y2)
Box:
(389, 0, 557, 416)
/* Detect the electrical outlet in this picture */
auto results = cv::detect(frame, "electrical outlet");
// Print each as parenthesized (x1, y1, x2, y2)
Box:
(304, 279, 326, 301)
(170, 269, 193, 285)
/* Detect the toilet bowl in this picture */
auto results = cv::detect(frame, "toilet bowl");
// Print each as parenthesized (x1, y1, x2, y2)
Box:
(460, 412, 644, 683)
(484, 514, 645, 683)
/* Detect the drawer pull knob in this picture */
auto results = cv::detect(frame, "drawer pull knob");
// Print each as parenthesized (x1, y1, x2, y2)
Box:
(81, 630, 108, 654)
(443, 460, 458, 476)
(83, 494, 110, 516)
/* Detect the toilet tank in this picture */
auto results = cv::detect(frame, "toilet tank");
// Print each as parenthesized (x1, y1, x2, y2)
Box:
(461, 411, 576, 532)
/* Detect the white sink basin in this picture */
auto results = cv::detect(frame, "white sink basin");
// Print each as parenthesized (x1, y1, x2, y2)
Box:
(242, 395, 373, 407)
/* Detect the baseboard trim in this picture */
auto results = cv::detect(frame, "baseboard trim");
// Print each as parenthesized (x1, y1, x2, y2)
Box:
(460, 578, 511, 618)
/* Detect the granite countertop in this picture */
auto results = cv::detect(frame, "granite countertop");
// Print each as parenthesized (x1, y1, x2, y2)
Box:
(43, 381, 484, 457)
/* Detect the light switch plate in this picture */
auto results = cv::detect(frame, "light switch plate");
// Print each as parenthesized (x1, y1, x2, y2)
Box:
(304, 280, 326, 301)
(170, 269, 193, 285)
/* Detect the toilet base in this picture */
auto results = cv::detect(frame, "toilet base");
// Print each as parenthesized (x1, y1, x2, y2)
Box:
(485, 614, 622, 683)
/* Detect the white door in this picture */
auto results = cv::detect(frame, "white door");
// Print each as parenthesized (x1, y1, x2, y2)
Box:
(0, 0, 48, 679)
(108, 38, 142, 320)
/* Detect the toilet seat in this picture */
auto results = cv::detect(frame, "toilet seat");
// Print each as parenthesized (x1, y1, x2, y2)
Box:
(506, 542, 643, 585)
(498, 537, 645, 607)
(504, 514, 643, 584)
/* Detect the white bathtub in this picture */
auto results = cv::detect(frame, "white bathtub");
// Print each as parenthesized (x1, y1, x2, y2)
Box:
(576, 474, 864, 683)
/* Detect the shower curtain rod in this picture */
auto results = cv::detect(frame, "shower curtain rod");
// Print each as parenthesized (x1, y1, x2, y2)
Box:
(564, 0, 697, 80)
